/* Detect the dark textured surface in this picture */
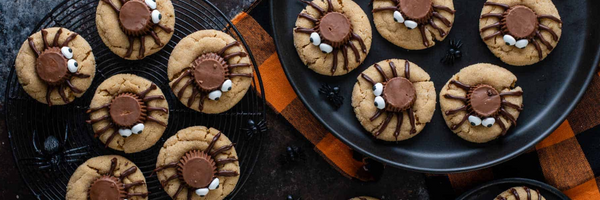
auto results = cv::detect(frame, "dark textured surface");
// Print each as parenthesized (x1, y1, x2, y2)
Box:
(0, 0, 428, 199)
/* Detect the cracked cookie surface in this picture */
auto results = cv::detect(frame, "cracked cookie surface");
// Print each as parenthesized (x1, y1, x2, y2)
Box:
(89, 74, 169, 153)
(440, 63, 523, 143)
(293, 0, 372, 76)
(155, 126, 240, 200)
(95, 0, 175, 60)
(372, 0, 455, 50)
(14, 27, 96, 105)
(479, 0, 562, 66)
(66, 155, 148, 200)
(167, 29, 253, 114)
(351, 59, 436, 141)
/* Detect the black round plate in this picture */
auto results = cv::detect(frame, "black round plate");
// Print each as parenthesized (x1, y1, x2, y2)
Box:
(457, 178, 570, 200)
(5, 0, 267, 199)
(270, 0, 600, 173)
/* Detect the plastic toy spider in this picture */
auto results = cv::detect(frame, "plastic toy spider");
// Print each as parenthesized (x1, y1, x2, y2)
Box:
(441, 39, 462, 65)
(27, 28, 90, 106)
(87, 157, 148, 199)
(443, 80, 523, 135)
(87, 83, 168, 146)
(100, 0, 173, 58)
(295, 0, 368, 74)
(371, 0, 455, 47)
(242, 119, 268, 139)
(319, 84, 343, 109)
(22, 125, 88, 172)
(171, 41, 253, 111)
(287, 195, 301, 200)
(360, 60, 417, 139)
(153, 132, 239, 198)
(480, 2, 562, 59)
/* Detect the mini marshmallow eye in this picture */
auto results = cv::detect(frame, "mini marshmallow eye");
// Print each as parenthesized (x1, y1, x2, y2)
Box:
(503, 35, 516, 46)
(145, 0, 157, 9)
(131, 123, 144, 134)
(151, 10, 162, 24)
(482, 117, 496, 127)
(319, 43, 333, 54)
(404, 20, 418, 29)
(515, 39, 529, 49)
(310, 32, 321, 46)
(208, 90, 222, 101)
(119, 129, 133, 137)
(468, 115, 482, 126)
(374, 96, 385, 110)
(221, 79, 232, 92)
(67, 59, 78, 73)
(195, 188, 209, 197)
(61, 47, 73, 59)
(208, 178, 219, 190)
(373, 83, 383, 96)
(393, 11, 405, 23)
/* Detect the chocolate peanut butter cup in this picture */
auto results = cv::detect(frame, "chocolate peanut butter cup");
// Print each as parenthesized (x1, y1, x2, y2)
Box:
(191, 53, 229, 93)
(501, 5, 538, 39)
(109, 93, 147, 128)
(382, 77, 416, 112)
(36, 47, 69, 86)
(88, 175, 126, 200)
(467, 85, 501, 117)
(317, 12, 353, 48)
(399, 0, 434, 24)
(119, 0, 153, 36)
(177, 150, 217, 188)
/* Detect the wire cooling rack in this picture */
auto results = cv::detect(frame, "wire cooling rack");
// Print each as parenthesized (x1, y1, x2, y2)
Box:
(4, 0, 266, 199)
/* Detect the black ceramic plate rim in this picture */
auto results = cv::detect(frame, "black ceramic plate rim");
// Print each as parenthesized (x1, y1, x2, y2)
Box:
(456, 178, 570, 200)
(270, 0, 600, 173)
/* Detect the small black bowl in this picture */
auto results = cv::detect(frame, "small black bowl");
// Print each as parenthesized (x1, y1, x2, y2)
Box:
(457, 178, 570, 200)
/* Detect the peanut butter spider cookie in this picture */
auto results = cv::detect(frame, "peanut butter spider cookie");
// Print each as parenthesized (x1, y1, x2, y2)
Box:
(14, 27, 95, 106)
(153, 126, 240, 200)
(66, 155, 148, 200)
(352, 59, 436, 142)
(87, 74, 169, 153)
(440, 63, 523, 143)
(479, 0, 562, 66)
(293, 0, 372, 76)
(168, 30, 253, 114)
(96, 0, 175, 60)
(371, 0, 455, 50)
(496, 186, 546, 200)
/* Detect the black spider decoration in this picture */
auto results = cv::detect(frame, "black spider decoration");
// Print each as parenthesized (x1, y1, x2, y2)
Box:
(287, 195, 301, 200)
(242, 119, 267, 139)
(441, 39, 462, 65)
(22, 124, 88, 172)
(279, 145, 305, 167)
(319, 84, 344, 109)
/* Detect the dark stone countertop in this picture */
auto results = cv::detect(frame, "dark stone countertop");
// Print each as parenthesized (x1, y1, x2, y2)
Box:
(0, 0, 429, 199)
